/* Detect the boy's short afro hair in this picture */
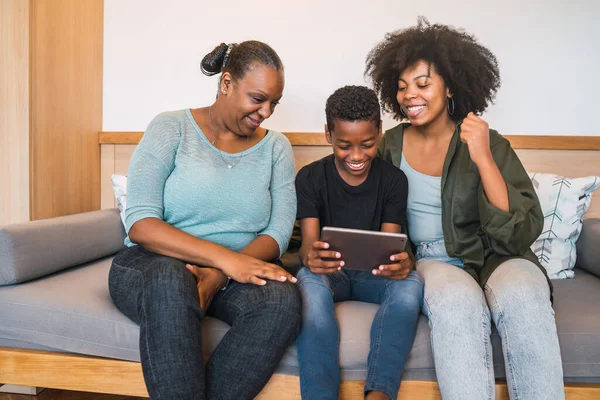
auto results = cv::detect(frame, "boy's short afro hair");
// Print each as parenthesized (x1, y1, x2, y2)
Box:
(326, 85, 381, 132)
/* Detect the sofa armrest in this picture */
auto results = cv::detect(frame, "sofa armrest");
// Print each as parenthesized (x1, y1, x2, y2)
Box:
(576, 218, 600, 277)
(0, 208, 126, 285)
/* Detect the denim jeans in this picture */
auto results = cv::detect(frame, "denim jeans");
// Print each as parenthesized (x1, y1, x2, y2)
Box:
(296, 267, 423, 400)
(417, 257, 564, 400)
(415, 238, 464, 268)
(108, 245, 302, 400)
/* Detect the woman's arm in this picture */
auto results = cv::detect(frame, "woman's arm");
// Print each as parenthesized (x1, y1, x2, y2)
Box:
(477, 160, 509, 212)
(240, 234, 280, 262)
(460, 114, 542, 255)
(460, 113, 509, 212)
(127, 115, 295, 284)
(255, 136, 298, 259)
(129, 218, 231, 267)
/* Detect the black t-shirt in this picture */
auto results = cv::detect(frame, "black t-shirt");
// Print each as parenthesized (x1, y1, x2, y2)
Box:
(296, 154, 408, 231)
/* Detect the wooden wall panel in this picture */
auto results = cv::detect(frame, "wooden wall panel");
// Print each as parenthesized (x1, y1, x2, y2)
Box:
(29, 0, 103, 220)
(100, 144, 115, 209)
(0, 0, 30, 225)
(101, 141, 600, 218)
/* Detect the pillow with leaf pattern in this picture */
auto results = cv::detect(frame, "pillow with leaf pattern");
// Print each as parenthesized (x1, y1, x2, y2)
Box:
(529, 173, 600, 279)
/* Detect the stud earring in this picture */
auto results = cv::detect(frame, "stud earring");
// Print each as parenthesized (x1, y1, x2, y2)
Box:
(221, 89, 227, 94)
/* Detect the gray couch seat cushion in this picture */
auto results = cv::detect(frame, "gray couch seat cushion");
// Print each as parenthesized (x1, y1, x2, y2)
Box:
(551, 269, 600, 379)
(1, 258, 599, 383)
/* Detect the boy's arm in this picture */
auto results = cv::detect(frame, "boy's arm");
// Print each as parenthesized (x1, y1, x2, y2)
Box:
(298, 218, 321, 266)
(298, 218, 343, 274)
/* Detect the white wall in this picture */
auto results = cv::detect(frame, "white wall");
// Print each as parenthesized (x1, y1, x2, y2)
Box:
(104, 0, 600, 135)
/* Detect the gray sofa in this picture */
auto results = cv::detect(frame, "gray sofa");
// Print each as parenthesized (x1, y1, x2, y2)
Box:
(1, 208, 599, 388)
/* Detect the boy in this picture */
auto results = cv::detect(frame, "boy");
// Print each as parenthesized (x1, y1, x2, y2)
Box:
(295, 86, 423, 400)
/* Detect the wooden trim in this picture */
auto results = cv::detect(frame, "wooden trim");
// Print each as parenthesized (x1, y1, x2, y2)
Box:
(281, 132, 328, 146)
(504, 135, 600, 150)
(99, 131, 144, 145)
(0, 348, 147, 397)
(99, 131, 600, 150)
(1, 348, 599, 399)
(97, 131, 329, 146)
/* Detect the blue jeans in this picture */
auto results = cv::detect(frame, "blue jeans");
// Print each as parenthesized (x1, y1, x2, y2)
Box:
(415, 238, 464, 268)
(417, 258, 564, 400)
(296, 267, 423, 400)
(108, 245, 302, 400)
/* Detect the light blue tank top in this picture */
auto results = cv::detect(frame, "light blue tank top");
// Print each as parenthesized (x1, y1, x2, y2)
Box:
(399, 154, 443, 244)
(400, 153, 464, 267)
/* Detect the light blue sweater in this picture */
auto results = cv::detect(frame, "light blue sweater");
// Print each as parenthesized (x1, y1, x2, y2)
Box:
(124, 109, 297, 257)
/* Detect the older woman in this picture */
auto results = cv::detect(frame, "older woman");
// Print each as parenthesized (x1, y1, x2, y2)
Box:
(109, 40, 301, 400)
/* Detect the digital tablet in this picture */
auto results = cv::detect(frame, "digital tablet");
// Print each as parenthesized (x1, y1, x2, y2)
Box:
(320, 226, 408, 271)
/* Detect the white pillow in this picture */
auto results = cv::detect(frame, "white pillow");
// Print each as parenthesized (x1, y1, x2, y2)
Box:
(529, 173, 600, 279)
(110, 174, 127, 228)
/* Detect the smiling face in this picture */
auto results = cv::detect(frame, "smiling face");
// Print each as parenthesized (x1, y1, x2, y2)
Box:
(221, 62, 284, 136)
(326, 120, 380, 185)
(397, 60, 452, 127)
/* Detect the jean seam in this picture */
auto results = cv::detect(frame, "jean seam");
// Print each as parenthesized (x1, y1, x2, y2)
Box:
(481, 297, 494, 400)
(423, 295, 438, 375)
(366, 289, 389, 388)
(485, 284, 518, 400)
(134, 266, 164, 400)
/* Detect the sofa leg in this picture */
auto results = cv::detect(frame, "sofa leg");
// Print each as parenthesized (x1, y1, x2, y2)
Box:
(0, 384, 46, 395)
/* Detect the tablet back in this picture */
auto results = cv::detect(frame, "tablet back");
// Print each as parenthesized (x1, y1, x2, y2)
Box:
(320, 227, 408, 271)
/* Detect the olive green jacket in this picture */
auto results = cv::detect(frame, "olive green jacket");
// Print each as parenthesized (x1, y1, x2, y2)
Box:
(379, 122, 551, 294)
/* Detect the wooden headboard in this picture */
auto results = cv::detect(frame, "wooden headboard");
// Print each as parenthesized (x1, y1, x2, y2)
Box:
(99, 132, 600, 219)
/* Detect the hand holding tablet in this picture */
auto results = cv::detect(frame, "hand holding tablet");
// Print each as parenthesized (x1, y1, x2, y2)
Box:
(319, 227, 411, 277)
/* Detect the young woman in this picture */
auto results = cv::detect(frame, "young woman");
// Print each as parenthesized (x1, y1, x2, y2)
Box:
(108, 41, 301, 400)
(366, 19, 564, 400)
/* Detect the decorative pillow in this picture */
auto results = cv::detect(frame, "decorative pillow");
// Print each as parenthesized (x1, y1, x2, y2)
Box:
(110, 174, 127, 228)
(529, 173, 600, 279)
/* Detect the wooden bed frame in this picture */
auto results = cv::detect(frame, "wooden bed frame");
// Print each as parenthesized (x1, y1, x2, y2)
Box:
(1, 132, 599, 399)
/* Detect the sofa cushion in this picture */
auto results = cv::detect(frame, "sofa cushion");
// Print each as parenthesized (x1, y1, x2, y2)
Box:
(551, 268, 600, 379)
(111, 174, 128, 228)
(0, 209, 126, 285)
(576, 218, 600, 278)
(529, 173, 600, 279)
(1, 259, 599, 382)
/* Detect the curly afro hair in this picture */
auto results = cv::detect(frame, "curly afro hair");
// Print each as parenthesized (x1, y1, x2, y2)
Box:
(365, 17, 500, 121)
(326, 85, 381, 132)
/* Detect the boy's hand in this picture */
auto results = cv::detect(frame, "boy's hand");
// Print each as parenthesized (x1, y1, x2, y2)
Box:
(373, 252, 413, 280)
(305, 241, 344, 274)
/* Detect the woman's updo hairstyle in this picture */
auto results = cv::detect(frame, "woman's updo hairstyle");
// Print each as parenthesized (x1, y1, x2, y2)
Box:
(200, 40, 283, 80)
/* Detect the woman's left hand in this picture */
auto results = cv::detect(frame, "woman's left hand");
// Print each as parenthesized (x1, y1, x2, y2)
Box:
(373, 252, 413, 280)
(460, 112, 494, 167)
(185, 264, 228, 313)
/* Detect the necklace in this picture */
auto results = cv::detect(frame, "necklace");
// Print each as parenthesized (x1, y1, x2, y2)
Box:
(208, 106, 249, 169)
